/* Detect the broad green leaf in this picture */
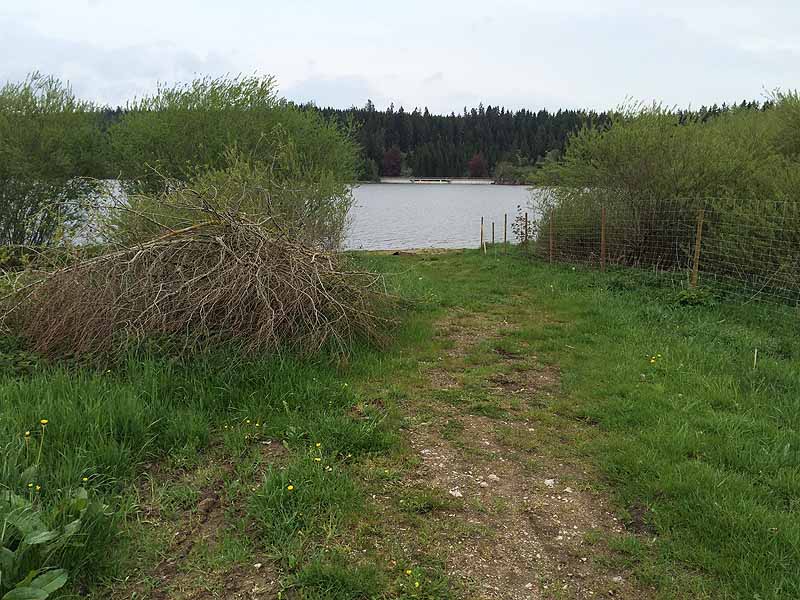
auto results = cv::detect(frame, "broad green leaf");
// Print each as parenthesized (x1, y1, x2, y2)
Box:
(62, 519, 81, 538)
(2, 587, 48, 600)
(30, 569, 68, 593)
(0, 546, 15, 577)
(22, 530, 58, 545)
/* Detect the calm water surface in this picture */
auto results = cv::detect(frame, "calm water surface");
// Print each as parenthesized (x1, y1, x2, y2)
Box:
(345, 184, 535, 250)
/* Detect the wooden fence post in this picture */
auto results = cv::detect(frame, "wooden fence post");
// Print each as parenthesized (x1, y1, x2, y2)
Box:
(504, 213, 508, 246)
(549, 209, 554, 263)
(480, 216, 484, 250)
(691, 207, 705, 288)
(600, 206, 607, 272)
(492, 222, 495, 245)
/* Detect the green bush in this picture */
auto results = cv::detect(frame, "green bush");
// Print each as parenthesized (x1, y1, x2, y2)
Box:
(0, 73, 106, 246)
(108, 75, 359, 248)
(534, 101, 800, 299)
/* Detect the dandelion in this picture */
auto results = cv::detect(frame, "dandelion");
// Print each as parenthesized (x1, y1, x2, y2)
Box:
(36, 419, 48, 466)
(415, 581, 420, 588)
(255, 423, 261, 427)
(405, 569, 412, 575)
(287, 485, 294, 491)
(315, 442, 321, 448)
(245, 419, 251, 424)
(314, 457, 321, 462)
(24, 431, 31, 438)
(27, 483, 33, 488)
(35, 485, 41, 492)
(82, 477, 89, 482)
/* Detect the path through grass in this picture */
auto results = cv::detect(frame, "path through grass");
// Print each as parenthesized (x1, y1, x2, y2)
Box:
(1, 248, 797, 599)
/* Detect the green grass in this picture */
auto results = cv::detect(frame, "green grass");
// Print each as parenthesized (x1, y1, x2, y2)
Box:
(2, 247, 798, 599)
(366, 249, 800, 599)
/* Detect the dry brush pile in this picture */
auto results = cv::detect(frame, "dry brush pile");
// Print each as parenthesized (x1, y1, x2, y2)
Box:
(1, 197, 395, 360)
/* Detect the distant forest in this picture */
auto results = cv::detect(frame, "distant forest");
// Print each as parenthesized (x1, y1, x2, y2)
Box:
(315, 100, 767, 182)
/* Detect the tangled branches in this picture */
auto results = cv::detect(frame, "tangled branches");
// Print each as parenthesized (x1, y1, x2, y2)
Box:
(1, 206, 394, 360)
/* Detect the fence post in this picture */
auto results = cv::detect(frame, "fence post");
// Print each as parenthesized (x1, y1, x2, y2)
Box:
(549, 209, 554, 263)
(492, 222, 495, 245)
(504, 213, 508, 246)
(480, 216, 484, 250)
(600, 206, 607, 272)
(691, 207, 705, 288)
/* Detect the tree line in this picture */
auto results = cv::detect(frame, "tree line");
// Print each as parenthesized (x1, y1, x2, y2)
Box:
(313, 99, 767, 182)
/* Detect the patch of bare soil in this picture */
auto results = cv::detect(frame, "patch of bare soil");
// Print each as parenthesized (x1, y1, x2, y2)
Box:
(404, 315, 654, 600)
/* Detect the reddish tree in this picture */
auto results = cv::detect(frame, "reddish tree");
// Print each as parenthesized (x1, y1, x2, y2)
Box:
(381, 146, 403, 176)
(468, 152, 488, 178)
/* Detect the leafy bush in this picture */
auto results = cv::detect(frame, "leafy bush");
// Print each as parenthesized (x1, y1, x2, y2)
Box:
(0, 73, 106, 247)
(533, 100, 800, 298)
(108, 75, 359, 248)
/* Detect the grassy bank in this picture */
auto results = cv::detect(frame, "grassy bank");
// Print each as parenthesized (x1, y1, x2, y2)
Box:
(1, 248, 798, 599)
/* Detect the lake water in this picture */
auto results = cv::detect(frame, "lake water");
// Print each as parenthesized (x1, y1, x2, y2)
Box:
(345, 184, 535, 250)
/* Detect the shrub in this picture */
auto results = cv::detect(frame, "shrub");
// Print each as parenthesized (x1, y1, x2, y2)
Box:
(108, 75, 358, 248)
(0, 73, 106, 246)
(533, 101, 800, 299)
(3, 180, 395, 360)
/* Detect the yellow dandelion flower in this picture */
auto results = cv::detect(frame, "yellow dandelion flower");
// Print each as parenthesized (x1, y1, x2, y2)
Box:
(27, 483, 33, 488)
(287, 485, 294, 491)
(40, 419, 48, 426)
(245, 419, 251, 424)
(255, 423, 261, 427)
(82, 477, 89, 482)
(415, 581, 420, 588)
(314, 457, 321, 462)
(24, 431, 31, 438)
(35, 485, 41, 492)
(405, 569, 412, 575)
(315, 442, 321, 448)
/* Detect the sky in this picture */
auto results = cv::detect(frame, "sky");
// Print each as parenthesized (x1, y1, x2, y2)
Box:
(1, 0, 798, 113)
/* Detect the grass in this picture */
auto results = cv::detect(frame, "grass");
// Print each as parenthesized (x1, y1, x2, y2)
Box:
(1, 247, 798, 599)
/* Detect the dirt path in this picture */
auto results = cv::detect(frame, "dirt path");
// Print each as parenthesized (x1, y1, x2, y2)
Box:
(399, 313, 654, 599)
(98, 309, 654, 600)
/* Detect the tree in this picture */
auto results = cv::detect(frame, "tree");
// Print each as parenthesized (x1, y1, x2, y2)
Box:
(382, 146, 403, 176)
(468, 152, 488, 178)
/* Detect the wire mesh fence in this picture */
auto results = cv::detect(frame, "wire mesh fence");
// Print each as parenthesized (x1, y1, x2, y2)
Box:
(497, 196, 800, 309)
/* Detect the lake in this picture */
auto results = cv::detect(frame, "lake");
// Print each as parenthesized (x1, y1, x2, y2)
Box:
(345, 184, 535, 250)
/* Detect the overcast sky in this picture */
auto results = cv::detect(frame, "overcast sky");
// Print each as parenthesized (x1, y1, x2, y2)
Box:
(1, 0, 798, 113)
